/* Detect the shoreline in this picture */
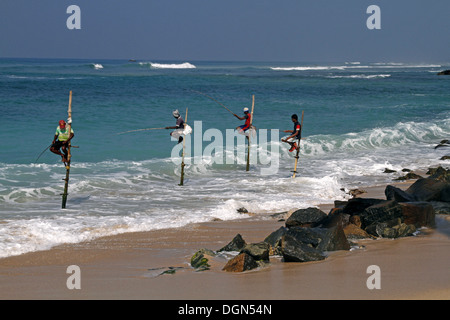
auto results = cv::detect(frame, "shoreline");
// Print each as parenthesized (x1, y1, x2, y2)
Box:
(1, 178, 449, 300)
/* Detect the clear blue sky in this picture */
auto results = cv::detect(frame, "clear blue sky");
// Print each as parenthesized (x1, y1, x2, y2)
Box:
(1, 0, 449, 62)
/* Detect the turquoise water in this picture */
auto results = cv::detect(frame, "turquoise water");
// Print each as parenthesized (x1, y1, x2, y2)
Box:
(0, 58, 449, 257)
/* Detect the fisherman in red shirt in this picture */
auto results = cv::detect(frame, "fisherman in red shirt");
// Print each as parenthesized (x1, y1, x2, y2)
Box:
(234, 107, 252, 138)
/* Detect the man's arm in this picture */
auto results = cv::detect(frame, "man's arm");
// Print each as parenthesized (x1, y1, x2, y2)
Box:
(62, 132, 74, 145)
(286, 127, 301, 140)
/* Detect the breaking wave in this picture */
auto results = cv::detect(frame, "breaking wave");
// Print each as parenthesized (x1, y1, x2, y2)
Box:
(140, 62, 197, 69)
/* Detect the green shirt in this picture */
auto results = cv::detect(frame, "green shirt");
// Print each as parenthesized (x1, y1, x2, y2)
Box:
(55, 126, 74, 141)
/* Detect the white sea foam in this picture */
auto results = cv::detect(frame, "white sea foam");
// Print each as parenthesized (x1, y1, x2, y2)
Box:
(271, 66, 346, 71)
(92, 63, 104, 69)
(327, 74, 391, 79)
(141, 62, 196, 69)
(271, 63, 441, 71)
(1, 117, 449, 258)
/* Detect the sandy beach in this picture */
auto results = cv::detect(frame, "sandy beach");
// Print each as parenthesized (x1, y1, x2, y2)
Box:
(1, 180, 449, 301)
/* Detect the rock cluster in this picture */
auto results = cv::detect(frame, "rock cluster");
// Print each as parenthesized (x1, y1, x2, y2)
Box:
(189, 166, 449, 272)
(437, 70, 450, 75)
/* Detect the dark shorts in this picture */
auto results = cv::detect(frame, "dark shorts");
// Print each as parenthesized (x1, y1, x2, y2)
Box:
(51, 141, 66, 150)
(239, 124, 249, 131)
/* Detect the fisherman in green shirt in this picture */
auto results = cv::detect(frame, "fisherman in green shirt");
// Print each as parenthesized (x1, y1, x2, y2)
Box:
(50, 120, 74, 164)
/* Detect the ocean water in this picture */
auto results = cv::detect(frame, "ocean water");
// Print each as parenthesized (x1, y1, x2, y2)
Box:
(0, 58, 449, 258)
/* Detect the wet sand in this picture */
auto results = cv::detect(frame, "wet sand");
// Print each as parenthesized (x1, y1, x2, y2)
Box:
(1, 181, 449, 300)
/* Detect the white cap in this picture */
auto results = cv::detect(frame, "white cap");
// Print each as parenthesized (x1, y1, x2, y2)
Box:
(172, 109, 180, 118)
(243, 107, 249, 112)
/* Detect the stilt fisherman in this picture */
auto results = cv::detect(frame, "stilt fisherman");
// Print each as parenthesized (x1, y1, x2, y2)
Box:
(50, 119, 74, 164)
(282, 114, 301, 152)
(166, 109, 185, 144)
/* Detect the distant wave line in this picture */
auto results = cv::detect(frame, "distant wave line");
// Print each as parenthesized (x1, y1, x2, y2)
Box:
(270, 64, 441, 71)
(139, 62, 196, 69)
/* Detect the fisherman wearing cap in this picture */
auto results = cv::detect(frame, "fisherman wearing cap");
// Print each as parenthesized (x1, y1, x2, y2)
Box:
(166, 109, 185, 144)
(234, 107, 252, 137)
(50, 120, 74, 163)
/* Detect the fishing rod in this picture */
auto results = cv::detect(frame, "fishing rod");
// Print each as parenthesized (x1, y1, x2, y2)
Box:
(116, 127, 167, 135)
(191, 90, 236, 116)
(34, 144, 52, 163)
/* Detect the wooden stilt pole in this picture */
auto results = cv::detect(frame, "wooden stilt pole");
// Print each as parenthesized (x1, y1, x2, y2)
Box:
(62, 91, 73, 209)
(292, 110, 304, 178)
(62, 167, 70, 209)
(66, 91, 73, 163)
(179, 108, 188, 186)
(246, 95, 255, 172)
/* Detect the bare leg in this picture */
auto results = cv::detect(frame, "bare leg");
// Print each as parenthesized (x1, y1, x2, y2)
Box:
(61, 145, 69, 163)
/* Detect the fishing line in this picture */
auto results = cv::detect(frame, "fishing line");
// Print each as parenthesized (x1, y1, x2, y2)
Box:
(116, 127, 167, 135)
(190, 90, 236, 116)
(34, 144, 52, 163)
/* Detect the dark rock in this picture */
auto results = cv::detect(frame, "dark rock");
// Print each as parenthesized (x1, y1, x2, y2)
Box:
(366, 218, 416, 238)
(342, 198, 385, 216)
(399, 202, 436, 228)
(396, 223, 416, 237)
(394, 172, 423, 181)
(320, 212, 351, 238)
(349, 215, 362, 228)
(281, 224, 350, 258)
(365, 218, 400, 237)
(218, 234, 246, 252)
(360, 200, 403, 229)
(437, 70, 450, 75)
(327, 207, 344, 217)
(285, 207, 327, 228)
(264, 226, 288, 255)
(147, 266, 187, 277)
(428, 166, 450, 183)
(384, 168, 396, 173)
(343, 224, 374, 239)
(349, 189, 367, 197)
(441, 156, 450, 160)
(190, 248, 215, 271)
(281, 229, 326, 262)
(385, 184, 417, 202)
(406, 177, 449, 202)
(222, 253, 258, 272)
(159, 266, 184, 275)
(434, 140, 450, 149)
(240, 242, 270, 262)
(313, 225, 351, 251)
(430, 201, 450, 215)
(237, 207, 248, 213)
(334, 200, 348, 209)
(269, 211, 289, 220)
(284, 227, 322, 248)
